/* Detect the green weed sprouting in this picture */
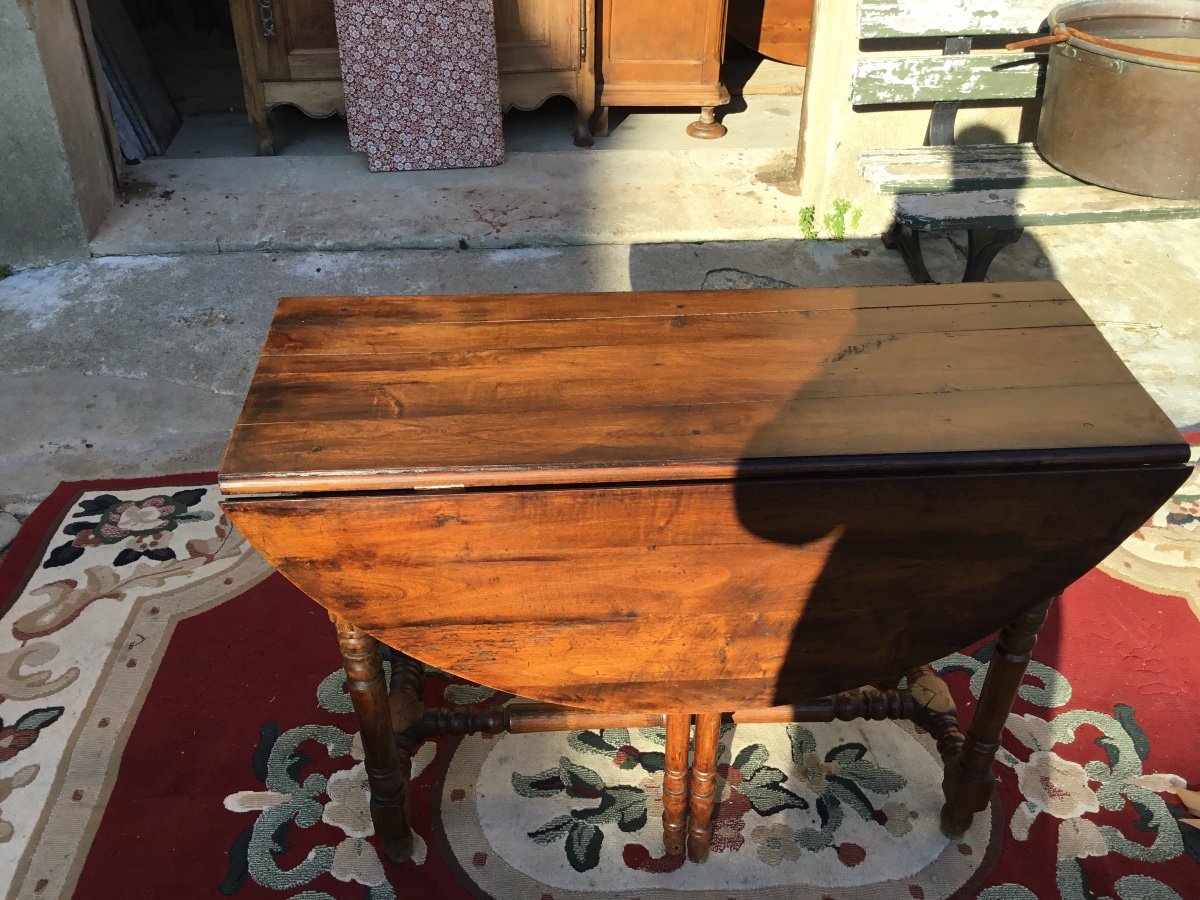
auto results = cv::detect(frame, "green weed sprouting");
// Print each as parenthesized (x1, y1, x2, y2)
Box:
(824, 198, 853, 240)
(799, 206, 818, 240)
(800, 200, 863, 240)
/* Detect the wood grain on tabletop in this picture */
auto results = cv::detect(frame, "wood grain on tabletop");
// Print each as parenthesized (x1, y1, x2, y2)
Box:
(220, 282, 1185, 493)
(221, 283, 1189, 711)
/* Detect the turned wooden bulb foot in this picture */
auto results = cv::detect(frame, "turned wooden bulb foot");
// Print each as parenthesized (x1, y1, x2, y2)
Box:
(939, 801, 975, 838)
(380, 833, 414, 864)
(686, 106, 727, 140)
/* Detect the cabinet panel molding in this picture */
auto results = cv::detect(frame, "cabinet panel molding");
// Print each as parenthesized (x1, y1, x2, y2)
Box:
(597, 0, 730, 139)
(230, 0, 597, 154)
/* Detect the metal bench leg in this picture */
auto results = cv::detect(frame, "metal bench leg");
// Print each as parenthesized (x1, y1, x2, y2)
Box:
(963, 227, 1023, 282)
(882, 221, 936, 284)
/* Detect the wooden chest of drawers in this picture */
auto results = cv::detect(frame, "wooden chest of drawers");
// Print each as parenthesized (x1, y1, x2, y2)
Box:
(596, 0, 731, 138)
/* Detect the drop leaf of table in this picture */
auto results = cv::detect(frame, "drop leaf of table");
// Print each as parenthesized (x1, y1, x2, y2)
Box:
(220, 282, 1189, 863)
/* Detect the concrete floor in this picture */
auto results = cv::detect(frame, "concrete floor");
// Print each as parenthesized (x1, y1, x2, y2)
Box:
(2, 60, 1198, 521)
(92, 74, 808, 256)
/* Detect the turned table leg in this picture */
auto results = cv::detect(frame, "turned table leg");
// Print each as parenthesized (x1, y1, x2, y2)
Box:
(662, 713, 691, 855)
(331, 615, 413, 863)
(687, 712, 722, 862)
(387, 647, 426, 863)
(940, 595, 1056, 837)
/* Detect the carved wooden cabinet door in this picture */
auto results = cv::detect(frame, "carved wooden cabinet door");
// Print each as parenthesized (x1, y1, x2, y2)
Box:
(240, 0, 340, 82)
(494, 0, 585, 74)
(492, 0, 596, 145)
(230, 0, 343, 153)
(231, 0, 596, 151)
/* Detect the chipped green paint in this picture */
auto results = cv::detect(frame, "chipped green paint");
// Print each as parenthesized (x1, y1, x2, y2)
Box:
(851, 55, 1041, 105)
(894, 185, 1200, 231)
(859, 144, 1084, 194)
(854, 2, 1200, 237)
(856, 0, 1050, 39)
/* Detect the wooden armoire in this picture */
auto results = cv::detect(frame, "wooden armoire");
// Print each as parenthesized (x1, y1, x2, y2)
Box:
(229, 0, 597, 153)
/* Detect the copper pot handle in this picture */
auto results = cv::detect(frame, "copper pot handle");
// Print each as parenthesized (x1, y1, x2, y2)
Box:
(1008, 25, 1200, 64)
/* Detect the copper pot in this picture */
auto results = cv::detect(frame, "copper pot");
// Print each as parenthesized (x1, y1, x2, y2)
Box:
(1038, 0, 1200, 200)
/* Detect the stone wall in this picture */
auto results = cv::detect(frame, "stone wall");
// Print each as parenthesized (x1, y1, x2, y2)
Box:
(0, 0, 114, 269)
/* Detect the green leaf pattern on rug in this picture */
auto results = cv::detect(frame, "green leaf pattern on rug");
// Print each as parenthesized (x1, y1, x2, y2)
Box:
(0, 708, 62, 847)
(728, 739, 810, 818)
(206, 640, 1195, 895)
(316, 661, 393, 715)
(937, 648, 1194, 899)
(512, 721, 917, 871)
(513, 755, 649, 871)
(44, 490, 215, 570)
(222, 666, 451, 897)
(222, 719, 399, 898)
(0, 710, 57, 854)
(0, 706, 63, 763)
(938, 640, 1073, 709)
(227, 725, 351, 885)
(568, 727, 666, 773)
(739, 725, 908, 862)
(566, 820, 603, 870)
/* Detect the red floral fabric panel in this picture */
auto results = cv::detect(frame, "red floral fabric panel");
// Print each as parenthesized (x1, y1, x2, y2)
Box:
(333, 0, 505, 172)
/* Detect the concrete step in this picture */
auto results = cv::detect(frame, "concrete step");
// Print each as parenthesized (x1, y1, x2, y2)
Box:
(92, 98, 808, 257)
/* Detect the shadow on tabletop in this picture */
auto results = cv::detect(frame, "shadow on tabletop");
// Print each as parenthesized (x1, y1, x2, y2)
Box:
(625, 131, 1070, 711)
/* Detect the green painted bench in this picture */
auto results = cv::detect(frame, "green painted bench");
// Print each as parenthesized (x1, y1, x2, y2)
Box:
(852, 0, 1200, 283)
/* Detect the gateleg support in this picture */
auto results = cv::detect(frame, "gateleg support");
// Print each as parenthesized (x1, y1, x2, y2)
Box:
(332, 616, 412, 863)
(940, 596, 1055, 837)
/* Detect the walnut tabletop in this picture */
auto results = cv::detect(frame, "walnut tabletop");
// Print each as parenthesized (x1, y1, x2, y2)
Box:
(221, 281, 1185, 495)
(219, 282, 1189, 712)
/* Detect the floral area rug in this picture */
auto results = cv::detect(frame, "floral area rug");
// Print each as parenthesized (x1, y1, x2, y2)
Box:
(1, 459, 1198, 900)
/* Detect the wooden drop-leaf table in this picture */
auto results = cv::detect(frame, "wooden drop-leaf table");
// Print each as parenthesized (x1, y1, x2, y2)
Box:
(219, 282, 1189, 864)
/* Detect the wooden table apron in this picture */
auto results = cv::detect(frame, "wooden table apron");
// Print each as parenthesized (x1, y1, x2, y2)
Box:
(219, 282, 1190, 862)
